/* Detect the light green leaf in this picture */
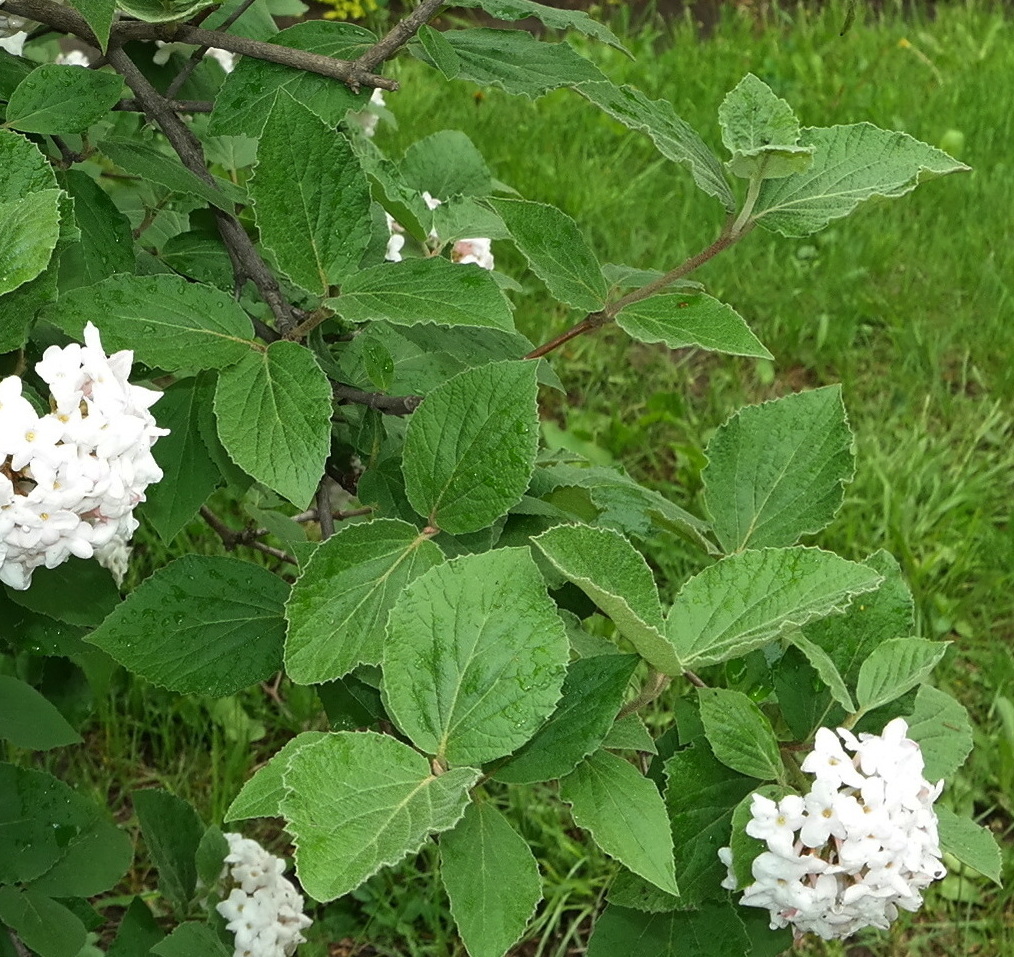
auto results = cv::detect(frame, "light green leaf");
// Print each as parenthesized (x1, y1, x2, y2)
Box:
(488, 197, 606, 312)
(451, 0, 630, 54)
(0, 190, 61, 296)
(532, 524, 681, 675)
(856, 637, 950, 713)
(494, 653, 639, 784)
(936, 805, 1002, 885)
(401, 130, 493, 198)
(666, 547, 883, 668)
(417, 28, 606, 97)
(587, 903, 753, 957)
(383, 548, 569, 765)
(328, 257, 515, 332)
(0, 887, 85, 957)
(0, 676, 81, 750)
(49, 274, 254, 371)
(117, 0, 215, 22)
(252, 93, 371, 295)
(143, 376, 223, 543)
(68, 0, 116, 50)
(5, 64, 122, 134)
(402, 360, 539, 534)
(754, 123, 969, 237)
(100, 138, 246, 212)
(85, 555, 287, 696)
(0, 128, 58, 202)
(697, 688, 782, 781)
(417, 24, 461, 78)
(281, 731, 478, 901)
(214, 340, 333, 506)
(561, 750, 678, 896)
(441, 803, 542, 957)
(225, 731, 330, 821)
(906, 685, 973, 780)
(577, 81, 735, 211)
(284, 519, 444, 683)
(702, 386, 855, 552)
(602, 713, 657, 754)
(209, 21, 375, 137)
(133, 789, 204, 915)
(614, 293, 772, 359)
(727, 144, 815, 182)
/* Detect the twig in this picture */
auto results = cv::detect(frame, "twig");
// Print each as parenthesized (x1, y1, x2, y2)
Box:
(354, 0, 447, 75)
(116, 98, 214, 113)
(332, 383, 422, 416)
(617, 670, 672, 719)
(199, 506, 298, 565)
(316, 481, 335, 540)
(4, 0, 396, 91)
(683, 669, 707, 689)
(291, 506, 373, 523)
(6, 929, 31, 957)
(106, 46, 299, 331)
(49, 134, 86, 168)
(524, 315, 600, 360)
(165, 0, 258, 99)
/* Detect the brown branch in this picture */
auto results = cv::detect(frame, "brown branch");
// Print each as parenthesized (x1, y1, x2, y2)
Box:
(116, 98, 213, 113)
(333, 383, 422, 416)
(354, 0, 447, 74)
(524, 315, 601, 360)
(316, 481, 335, 540)
(199, 506, 298, 565)
(166, 0, 258, 99)
(3, 0, 396, 91)
(105, 46, 298, 331)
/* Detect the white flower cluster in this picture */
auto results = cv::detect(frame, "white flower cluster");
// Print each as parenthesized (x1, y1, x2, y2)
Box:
(0, 323, 167, 590)
(350, 88, 387, 139)
(217, 833, 312, 957)
(719, 718, 945, 941)
(385, 190, 495, 271)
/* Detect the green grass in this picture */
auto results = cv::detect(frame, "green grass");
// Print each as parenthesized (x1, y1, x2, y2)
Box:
(8, 2, 1013, 954)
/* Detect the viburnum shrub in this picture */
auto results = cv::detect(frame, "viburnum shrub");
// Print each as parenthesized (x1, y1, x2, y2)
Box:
(0, 0, 1000, 955)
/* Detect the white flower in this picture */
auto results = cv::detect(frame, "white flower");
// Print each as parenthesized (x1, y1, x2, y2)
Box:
(452, 236, 495, 270)
(55, 49, 90, 66)
(718, 718, 945, 942)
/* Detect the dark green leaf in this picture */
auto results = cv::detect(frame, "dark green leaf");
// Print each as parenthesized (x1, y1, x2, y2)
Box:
(133, 789, 204, 915)
(0, 676, 81, 750)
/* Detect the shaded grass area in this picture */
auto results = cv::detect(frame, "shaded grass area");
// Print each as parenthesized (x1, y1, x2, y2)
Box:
(12, 2, 1012, 955)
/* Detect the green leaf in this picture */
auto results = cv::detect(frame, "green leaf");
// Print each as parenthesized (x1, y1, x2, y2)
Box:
(49, 274, 254, 370)
(284, 519, 444, 683)
(99, 138, 246, 212)
(587, 903, 752, 957)
(214, 340, 333, 506)
(116, 0, 215, 21)
(603, 713, 657, 754)
(855, 637, 950, 713)
(487, 198, 606, 312)
(697, 688, 782, 781)
(451, 0, 629, 54)
(58, 169, 134, 289)
(936, 806, 1002, 885)
(161, 231, 234, 288)
(754, 123, 970, 237)
(195, 825, 229, 892)
(416, 28, 606, 97)
(0, 887, 85, 957)
(906, 685, 973, 780)
(401, 130, 493, 198)
(143, 377, 222, 543)
(281, 731, 478, 901)
(665, 547, 883, 668)
(0, 50, 34, 100)
(209, 21, 374, 137)
(576, 81, 735, 211)
(494, 654, 639, 784)
(383, 548, 569, 765)
(614, 293, 772, 359)
(0, 676, 81, 750)
(225, 731, 330, 821)
(133, 789, 204, 915)
(0, 128, 58, 202)
(150, 923, 231, 957)
(727, 785, 790, 890)
(252, 93, 371, 294)
(417, 24, 461, 79)
(783, 628, 855, 714)
(5, 65, 121, 135)
(68, 0, 116, 50)
(402, 360, 539, 534)
(440, 803, 542, 957)
(85, 555, 287, 696)
(0, 190, 61, 296)
(718, 73, 813, 181)
(532, 524, 681, 675)
(27, 816, 132, 898)
(6, 558, 119, 626)
(561, 750, 678, 896)
(702, 386, 855, 552)
(106, 898, 165, 957)
(664, 741, 755, 905)
(317, 671, 384, 730)
(329, 257, 515, 332)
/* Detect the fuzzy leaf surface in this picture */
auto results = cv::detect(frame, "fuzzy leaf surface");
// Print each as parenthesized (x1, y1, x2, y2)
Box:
(906, 685, 973, 780)
(855, 637, 949, 713)
(936, 806, 1002, 885)
(698, 688, 782, 781)
(225, 731, 330, 821)
(451, 0, 629, 53)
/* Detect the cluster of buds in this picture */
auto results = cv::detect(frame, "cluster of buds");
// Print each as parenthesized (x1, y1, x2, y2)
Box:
(217, 833, 312, 957)
(385, 190, 495, 271)
(719, 718, 946, 940)
(0, 323, 167, 590)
